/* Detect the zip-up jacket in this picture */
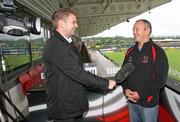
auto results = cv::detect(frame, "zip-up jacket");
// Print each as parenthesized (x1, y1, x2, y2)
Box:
(122, 39, 169, 107)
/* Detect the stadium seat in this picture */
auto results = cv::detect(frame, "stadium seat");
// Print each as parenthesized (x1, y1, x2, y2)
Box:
(35, 64, 46, 82)
(18, 73, 33, 95)
(28, 67, 41, 85)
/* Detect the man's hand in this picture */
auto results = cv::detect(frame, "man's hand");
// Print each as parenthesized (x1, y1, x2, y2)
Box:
(124, 89, 140, 102)
(108, 80, 116, 89)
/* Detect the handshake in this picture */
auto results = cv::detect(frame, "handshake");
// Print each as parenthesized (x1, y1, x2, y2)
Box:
(108, 62, 135, 90)
(108, 80, 116, 89)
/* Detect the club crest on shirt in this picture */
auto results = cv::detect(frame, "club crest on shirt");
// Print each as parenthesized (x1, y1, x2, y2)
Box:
(142, 56, 148, 63)
(128, 56, 133, 62)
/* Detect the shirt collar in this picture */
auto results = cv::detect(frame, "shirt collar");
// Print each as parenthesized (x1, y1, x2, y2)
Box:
(61, 34, 72, 43)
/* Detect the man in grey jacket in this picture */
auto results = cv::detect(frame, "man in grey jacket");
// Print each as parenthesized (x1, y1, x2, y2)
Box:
(43, 8, 116, 122)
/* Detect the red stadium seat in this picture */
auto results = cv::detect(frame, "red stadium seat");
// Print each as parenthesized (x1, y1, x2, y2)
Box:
(35, 64, 46, 83)
(18, 64, 46, 95)
(36, 64, 44, 72)
(28, 68, 41, 85)
(18, 73, 33, 95)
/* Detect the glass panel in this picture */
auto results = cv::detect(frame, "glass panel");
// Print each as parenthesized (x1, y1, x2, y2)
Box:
(0, 35, 31, 71)
(31, 37, 45, 61)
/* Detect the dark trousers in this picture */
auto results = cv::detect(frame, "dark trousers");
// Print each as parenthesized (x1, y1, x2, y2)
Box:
(52, 115, 83, 122)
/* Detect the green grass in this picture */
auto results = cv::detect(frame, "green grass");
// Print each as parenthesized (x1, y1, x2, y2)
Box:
(103, 51, 125, 65)
(103, 48, 180, 81)
(4, 55, 30, 70)
(165, 48, 180, 80)
(3, 53, 42, 71)
(165, 48, 180, 70)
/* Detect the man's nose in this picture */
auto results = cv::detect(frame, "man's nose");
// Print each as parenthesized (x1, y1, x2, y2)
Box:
(75, 23, 78, 28)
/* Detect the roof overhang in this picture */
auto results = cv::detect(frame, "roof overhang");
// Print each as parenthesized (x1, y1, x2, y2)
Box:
(15, 0, 172, 37)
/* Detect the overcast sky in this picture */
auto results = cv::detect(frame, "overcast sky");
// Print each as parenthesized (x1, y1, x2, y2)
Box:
(93, 0, 180, 37)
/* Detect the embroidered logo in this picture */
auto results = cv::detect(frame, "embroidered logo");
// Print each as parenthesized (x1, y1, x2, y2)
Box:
(142, 56, 148, 63)
(128, 56, 133, 62)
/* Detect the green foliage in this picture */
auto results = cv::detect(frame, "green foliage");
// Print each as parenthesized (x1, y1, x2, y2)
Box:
(86, 37, 135, 49)
(31, 38, 45, 47)
(0, 38, 44, 48)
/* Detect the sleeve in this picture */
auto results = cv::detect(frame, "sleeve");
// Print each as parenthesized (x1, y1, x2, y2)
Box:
(50, 43, 109, 90)
(138, 48, 169, 100)
(121, 50, 130, 91)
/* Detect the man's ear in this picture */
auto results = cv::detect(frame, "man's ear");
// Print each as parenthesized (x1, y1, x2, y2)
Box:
(57, 20, 65, 28)
(145, 28, 151, 35)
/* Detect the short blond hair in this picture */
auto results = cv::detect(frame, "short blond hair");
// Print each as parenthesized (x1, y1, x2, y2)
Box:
(51, 8, 76, 28)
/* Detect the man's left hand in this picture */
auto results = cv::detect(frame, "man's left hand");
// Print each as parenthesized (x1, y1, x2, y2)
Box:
(125, 90, 140, 102)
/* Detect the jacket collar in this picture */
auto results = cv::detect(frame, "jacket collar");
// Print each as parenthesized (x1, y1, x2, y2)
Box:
(52, 30, 70, 45)
(135, 38, 154, 48)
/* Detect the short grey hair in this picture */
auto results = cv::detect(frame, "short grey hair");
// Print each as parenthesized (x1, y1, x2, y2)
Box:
(136, 19, 152, 35)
